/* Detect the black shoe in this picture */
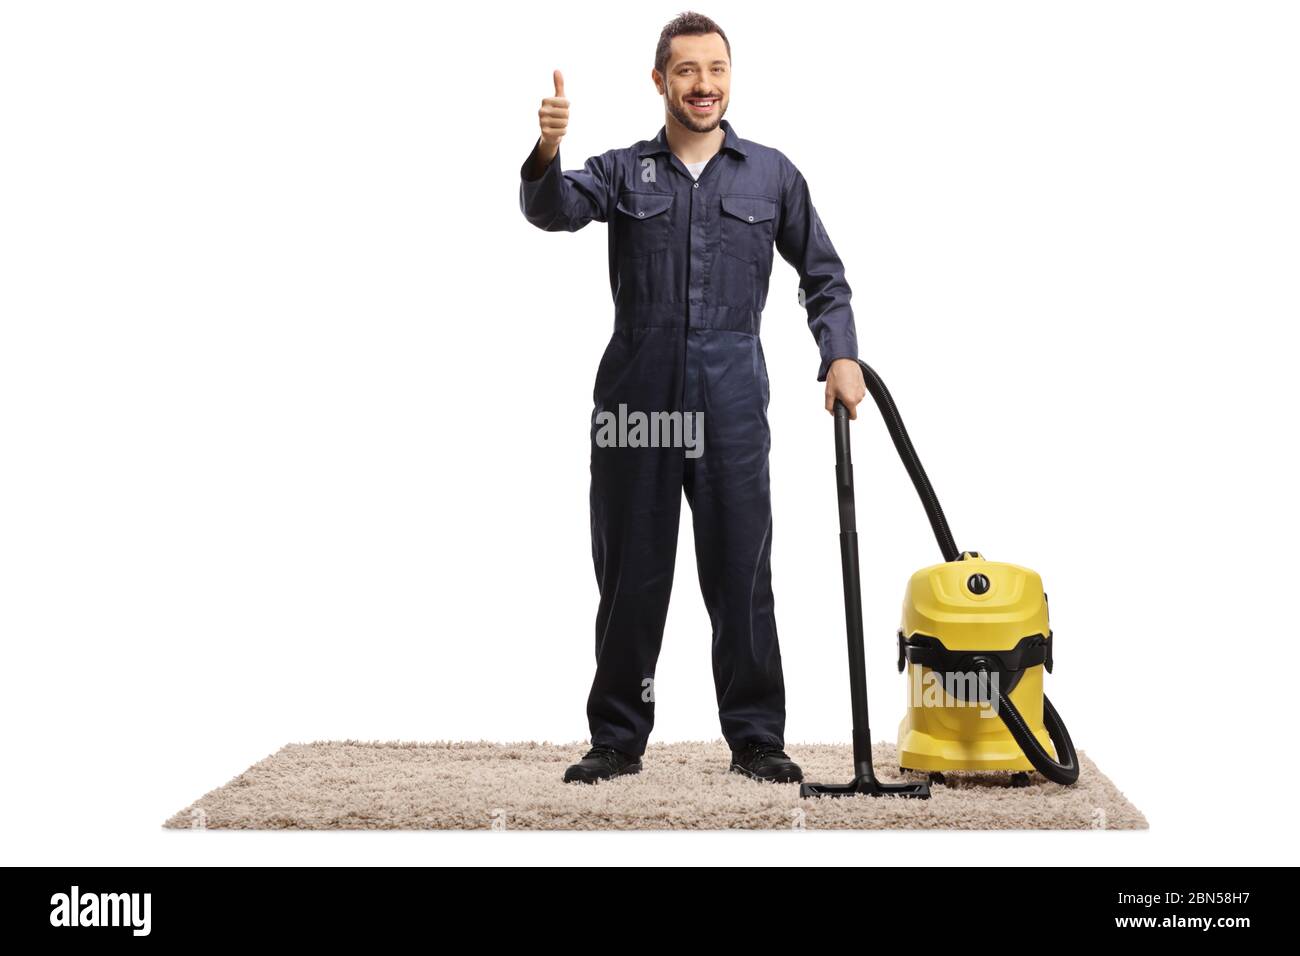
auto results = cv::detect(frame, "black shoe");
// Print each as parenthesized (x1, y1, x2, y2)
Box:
(563, 745, 642, 784)
(730, 742, 803, 783)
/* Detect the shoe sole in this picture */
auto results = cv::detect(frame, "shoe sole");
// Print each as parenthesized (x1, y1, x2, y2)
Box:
(729, 762, 802, 784)
(563, 762, 643, 784)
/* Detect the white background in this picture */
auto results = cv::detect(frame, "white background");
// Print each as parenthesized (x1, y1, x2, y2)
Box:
(2, 0, 1297, 866)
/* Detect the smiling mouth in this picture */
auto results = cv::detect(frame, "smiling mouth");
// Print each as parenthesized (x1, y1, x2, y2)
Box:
(684, 95, 720, 112)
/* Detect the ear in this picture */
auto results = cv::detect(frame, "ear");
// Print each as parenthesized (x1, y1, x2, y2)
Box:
(651, 67, 663, 95)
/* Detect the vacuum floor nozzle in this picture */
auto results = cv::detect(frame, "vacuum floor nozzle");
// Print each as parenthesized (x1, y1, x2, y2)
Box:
(800, 778, 931, 799)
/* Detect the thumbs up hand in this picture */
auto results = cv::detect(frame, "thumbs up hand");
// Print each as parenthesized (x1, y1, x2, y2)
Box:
(535, 69, 569, 165)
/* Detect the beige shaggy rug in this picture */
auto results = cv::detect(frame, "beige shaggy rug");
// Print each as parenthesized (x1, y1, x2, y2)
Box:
(163, 739, 1147, 830)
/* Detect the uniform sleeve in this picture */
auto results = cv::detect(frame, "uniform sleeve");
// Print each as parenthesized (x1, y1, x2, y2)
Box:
(775, 160, 859, 382)
(519, 137, 613, 232)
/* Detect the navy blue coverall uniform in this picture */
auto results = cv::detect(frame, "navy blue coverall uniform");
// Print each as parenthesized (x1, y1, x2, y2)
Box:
(519, 118, 858, 757)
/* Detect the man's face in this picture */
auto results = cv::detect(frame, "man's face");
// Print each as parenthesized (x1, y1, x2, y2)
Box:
(656, 33, 730, 133)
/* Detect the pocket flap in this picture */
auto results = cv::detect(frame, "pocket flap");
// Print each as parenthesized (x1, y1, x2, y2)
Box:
(616, 191, 675, 219)
(721, 194, 777, 224)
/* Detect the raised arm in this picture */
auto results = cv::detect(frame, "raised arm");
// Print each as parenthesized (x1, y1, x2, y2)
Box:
(519, 70, 612, 231)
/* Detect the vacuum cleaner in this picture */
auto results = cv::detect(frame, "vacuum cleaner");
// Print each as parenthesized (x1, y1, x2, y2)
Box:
(800, 360, 1079, 799)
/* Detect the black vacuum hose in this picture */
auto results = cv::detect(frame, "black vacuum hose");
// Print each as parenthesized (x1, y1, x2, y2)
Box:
(857, 360, 1080, 785)
(856, 361, 960, 562)
(974, 661, 1080, 785)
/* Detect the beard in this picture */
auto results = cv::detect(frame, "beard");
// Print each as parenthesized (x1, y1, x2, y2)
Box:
(665, 93, 727, 133)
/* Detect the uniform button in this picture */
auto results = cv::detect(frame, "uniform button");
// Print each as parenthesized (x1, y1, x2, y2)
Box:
(748, 215, 754, 222)
(693, 182, 700, 189)
(637, 211, 645, 217)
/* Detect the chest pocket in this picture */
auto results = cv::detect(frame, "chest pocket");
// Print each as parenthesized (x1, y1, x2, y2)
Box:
(615, 191, 674, 258)
(720, 194, 778, 263)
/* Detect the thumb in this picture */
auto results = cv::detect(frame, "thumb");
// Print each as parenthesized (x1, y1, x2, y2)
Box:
(553, 69, 565, 98)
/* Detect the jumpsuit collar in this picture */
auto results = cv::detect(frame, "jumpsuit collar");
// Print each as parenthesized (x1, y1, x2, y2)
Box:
(638, 118, 748, 160)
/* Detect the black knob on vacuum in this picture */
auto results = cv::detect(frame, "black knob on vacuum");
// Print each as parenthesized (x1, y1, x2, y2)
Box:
(967, 573, 990, 594)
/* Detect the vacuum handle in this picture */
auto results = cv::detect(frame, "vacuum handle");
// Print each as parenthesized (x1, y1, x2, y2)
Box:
(832, 400, 875, 774)
(803, 393, 932, 797)
(833, 400, 855, 535)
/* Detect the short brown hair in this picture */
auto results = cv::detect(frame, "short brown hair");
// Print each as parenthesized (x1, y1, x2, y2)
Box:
(654, 11, 730, 76)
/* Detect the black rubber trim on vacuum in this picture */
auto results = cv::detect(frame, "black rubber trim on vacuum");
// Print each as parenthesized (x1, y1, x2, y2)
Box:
(898, 631, 1051, 672)
(898, 631, 1052, 683)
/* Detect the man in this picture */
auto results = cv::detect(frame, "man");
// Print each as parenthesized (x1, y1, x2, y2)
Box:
(519, 11, 866, 784)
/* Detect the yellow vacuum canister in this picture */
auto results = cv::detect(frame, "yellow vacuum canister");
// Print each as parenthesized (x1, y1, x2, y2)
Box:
(896, 551, 1077, 784)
